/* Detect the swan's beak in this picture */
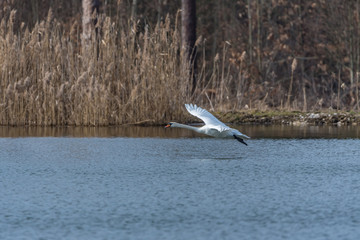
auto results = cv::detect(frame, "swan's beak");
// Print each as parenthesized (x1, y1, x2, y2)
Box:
(165, 124, 171, 128)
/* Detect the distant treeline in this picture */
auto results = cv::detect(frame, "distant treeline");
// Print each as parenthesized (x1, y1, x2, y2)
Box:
(0, 1, 359, 126)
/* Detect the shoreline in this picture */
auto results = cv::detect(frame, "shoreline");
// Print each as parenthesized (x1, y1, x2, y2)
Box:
(1, 111, 360, 127)
(215, 110, 360, 126)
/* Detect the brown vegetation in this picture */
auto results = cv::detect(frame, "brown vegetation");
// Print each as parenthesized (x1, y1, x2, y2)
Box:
(0, 8, 195, 125)
(1, 1, 360, 126)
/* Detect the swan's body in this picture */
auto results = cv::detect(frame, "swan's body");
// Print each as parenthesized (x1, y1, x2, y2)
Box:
(165, 104, 250, 145)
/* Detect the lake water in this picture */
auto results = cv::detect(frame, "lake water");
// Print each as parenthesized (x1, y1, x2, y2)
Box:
(1, 125, 360, 239)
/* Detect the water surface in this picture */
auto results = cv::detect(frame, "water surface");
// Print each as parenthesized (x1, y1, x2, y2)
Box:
(0, 126, 360, 239)
(0, 125, 359, 138)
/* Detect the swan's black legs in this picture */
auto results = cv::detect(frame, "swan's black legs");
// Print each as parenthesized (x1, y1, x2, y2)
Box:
(233, 135, 248, 146)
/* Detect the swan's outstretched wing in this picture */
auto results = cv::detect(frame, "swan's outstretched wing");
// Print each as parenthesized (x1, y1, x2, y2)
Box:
(185, 104, 229, 131)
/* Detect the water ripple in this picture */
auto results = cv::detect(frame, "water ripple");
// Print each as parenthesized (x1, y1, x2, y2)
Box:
(0, 137, 360, 239)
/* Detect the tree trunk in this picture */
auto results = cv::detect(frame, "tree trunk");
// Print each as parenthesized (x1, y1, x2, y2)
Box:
(131, 0, 137, 20)
(247, 0, 253, 64)
(82, 0, 100, 60)
(82, 0, 93, 46)
(181, 0, 197, 92)
(82, 0, 100, 44)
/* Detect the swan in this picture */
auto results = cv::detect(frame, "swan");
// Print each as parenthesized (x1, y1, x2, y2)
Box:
(165, 104, 250, 145)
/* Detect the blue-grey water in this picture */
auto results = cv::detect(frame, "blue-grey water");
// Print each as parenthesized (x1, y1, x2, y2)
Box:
(1, 126, 360, 239)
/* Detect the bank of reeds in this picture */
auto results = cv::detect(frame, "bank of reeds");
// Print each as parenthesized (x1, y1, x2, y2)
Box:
(0, 10, 199, 126)
(0, 8, 257, 126)
(3, 6, 358, 127)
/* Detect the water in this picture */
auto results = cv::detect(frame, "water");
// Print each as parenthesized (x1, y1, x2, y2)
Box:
(1, 126, 360, 239)
(1, 124, 360, 138)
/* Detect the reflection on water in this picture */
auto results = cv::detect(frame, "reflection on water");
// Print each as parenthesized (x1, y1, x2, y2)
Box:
(0, 125, 359, 138)
(244, 125, 360, 139)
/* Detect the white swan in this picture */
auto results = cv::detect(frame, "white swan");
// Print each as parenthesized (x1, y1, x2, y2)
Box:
(165, 104, 250, 145)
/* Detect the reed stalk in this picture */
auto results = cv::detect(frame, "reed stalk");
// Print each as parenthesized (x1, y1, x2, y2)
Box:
(286, 58, 297, 109)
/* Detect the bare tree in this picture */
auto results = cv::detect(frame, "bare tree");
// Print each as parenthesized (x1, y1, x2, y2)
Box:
(82, 0, 100, 48)
(131, 0, 137, 20)
(82, 0, 101, 62)
(181, 0, 197, 92)
(82, 0, 93, 46)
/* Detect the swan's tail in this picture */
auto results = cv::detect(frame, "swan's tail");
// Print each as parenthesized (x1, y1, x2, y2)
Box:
(233, 130, 250, 139)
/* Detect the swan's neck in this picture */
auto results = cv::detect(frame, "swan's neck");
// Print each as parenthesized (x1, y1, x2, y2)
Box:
(172, 123, 201, 133)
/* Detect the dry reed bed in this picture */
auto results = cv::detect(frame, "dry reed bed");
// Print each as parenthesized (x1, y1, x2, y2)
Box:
(1, 9, 252, 126)
(0, 10, 199, 126)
